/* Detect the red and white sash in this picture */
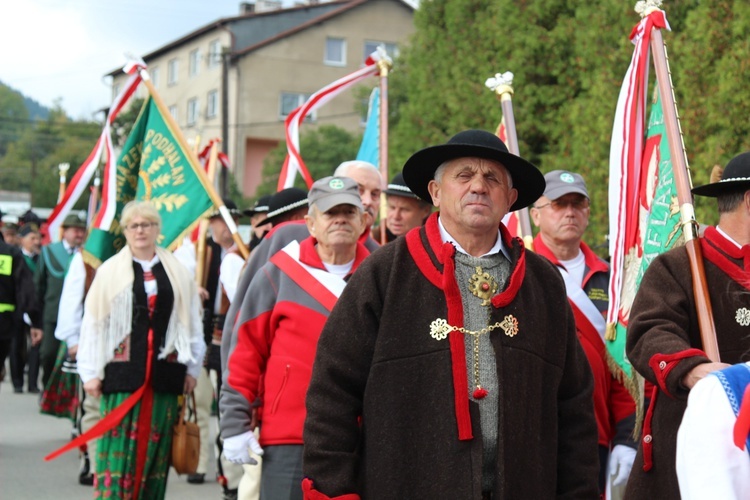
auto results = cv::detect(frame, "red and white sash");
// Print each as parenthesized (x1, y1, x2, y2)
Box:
(269, 240, 347, 313)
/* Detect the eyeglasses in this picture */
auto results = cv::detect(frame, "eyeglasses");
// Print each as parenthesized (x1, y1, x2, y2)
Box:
(125, 222, 156, 231)
(534, 198, 590, 211)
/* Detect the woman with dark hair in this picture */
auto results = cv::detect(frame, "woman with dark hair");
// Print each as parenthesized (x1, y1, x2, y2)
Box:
(76, 200, 205, 499)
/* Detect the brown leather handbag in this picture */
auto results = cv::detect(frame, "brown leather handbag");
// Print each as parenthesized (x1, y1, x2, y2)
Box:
(171, 391, 200, 475)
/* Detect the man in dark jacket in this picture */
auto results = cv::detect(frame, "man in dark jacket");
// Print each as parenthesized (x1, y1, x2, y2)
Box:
(625, 152, 750, 498)
(0, 234, 41, 390)
(302, 130, 599, 499)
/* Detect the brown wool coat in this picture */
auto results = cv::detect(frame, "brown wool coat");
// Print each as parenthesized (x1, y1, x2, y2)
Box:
(303, 215, 599, 499)
(625, 229, 750, 499)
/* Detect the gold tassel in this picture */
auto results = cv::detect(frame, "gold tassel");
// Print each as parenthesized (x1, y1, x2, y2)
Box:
(605, 322, 617, 341)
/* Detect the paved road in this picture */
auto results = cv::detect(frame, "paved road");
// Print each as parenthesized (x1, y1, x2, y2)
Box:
(0, 371, 222, 499)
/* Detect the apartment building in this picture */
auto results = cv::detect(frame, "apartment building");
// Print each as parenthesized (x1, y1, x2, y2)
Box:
(108, 0, 415, 197)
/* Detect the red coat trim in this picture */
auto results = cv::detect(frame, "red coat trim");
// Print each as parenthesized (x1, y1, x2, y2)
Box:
(302, 478, 360, 500)
(405, 213, 528, 441)
(700, 226, 750, 290)
(641, 384, 658, 471)
(442, 243, 473, 440)
(647, 348, 706, 398)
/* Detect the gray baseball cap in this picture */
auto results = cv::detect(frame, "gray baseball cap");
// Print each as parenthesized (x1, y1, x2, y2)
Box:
(308, 176, 363, 213)
(543, 170, 589, 200)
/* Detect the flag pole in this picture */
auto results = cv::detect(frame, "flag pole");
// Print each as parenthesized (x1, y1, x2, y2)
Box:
(485, 72, 534, 250)
(138, 69, 249, 260)
(377, 49, 392, 245)
(643, 3, 719, 360)
(194, 141, 220, 287)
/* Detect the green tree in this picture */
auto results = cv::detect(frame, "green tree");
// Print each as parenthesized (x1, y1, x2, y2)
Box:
(255, 125, 362, 200)
(0, 84, 30, 157)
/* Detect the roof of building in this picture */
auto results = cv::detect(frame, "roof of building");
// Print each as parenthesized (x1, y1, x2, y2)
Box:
(106, 0, 415, 77)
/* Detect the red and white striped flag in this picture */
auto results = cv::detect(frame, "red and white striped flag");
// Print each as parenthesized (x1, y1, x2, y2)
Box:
(494, 116, 522, 238)
(607, 8, 670, 330)
(277, 49, 389, 191)
(47, 63, 144, 239)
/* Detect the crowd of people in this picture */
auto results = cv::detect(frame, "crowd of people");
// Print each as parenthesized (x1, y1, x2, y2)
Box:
(2, 129, 749, 499)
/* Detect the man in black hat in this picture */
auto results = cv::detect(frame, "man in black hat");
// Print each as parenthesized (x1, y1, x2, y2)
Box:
(9, 224, 42, 393)
(34, 213, 86, 386)
(302, 130, 598, 499)
(243, 194, 273, 251)
(374, 172, 432, 242)
(623, 152, 750, 499)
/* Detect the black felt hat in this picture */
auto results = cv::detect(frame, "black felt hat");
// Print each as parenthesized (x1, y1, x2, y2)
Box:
(243, 194, 273, 217)
(256, 187, 309, 226)
(208, 198, 241, 219)
(402, 129, 546, 212)
(384, 172, 420, 200)
(692, 152, 750, 197)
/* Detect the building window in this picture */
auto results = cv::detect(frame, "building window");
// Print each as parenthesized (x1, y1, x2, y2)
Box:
(280, 92, 314, 121)
(151, 67, 160, 88)
(363, 41, 398, 61)
(169, 105, 178, 121)
(209, 39, 222, 68)
(168, 58, 179, 85)
(189, 49, 201, 77)
(187, 98, 199, 125)
(207, 90, 218, 118)
(325, 37, 346, 66)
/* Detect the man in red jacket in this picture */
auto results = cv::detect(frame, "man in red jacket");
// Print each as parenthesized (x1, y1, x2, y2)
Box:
(531, 169, 637, 496)
(220, 176, 370, 500)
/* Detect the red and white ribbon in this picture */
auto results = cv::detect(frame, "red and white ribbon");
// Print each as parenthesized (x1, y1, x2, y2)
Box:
(278, 49, 389, 191)
(607, 9, 669, 327)
(47, 62, 145, 238)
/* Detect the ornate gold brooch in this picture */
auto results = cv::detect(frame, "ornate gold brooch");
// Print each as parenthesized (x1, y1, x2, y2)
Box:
(468, 266, 498, 307)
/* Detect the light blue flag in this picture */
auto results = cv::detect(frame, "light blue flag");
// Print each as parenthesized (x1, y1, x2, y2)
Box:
(356, 87, 380, 167)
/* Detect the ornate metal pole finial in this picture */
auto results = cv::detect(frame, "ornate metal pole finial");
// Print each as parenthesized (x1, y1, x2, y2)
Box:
(635, 0, 662, 17)
(485, 72, 514, 99)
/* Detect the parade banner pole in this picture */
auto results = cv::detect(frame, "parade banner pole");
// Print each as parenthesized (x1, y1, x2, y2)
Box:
(485, 72, 534, 250)
(194, 141, 220, 287)
(642, 2, 719, 360)
(377, 51, 392, 245)
(57, 163, 70, 203)
(138, 70, 249, 260)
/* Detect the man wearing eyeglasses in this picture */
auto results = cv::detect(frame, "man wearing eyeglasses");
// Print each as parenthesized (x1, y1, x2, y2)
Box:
(531, 170, 637, 497)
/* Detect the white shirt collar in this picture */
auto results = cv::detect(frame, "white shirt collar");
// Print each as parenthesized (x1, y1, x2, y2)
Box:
(437, 216, 511, 260)
(133, 253, 161, 272)
(716, 225, 742, 249)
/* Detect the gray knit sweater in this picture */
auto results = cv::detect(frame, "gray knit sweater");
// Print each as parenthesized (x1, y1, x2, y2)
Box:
(453, 251, 510, 492)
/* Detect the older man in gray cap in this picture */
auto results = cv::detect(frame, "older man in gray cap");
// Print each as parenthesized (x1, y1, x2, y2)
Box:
(531, 169, 637, 497)
(302, 130, 598, 499)
(220, 176, 369, 500)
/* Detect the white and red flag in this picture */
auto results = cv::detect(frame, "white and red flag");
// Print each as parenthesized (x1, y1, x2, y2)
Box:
(278, 48, 390, 191)
(607, 8, 675, 376)
(46, 62, 145, 239)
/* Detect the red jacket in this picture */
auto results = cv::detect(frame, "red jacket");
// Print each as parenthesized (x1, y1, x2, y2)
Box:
(534, 235, 636, 447)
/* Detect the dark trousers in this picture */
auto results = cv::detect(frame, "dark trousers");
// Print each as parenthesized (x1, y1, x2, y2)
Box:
(10, 326, 39, 391)
(40, 322, 60, 388)
(0, 338, 12, 387)
(260, 444, 303, 500)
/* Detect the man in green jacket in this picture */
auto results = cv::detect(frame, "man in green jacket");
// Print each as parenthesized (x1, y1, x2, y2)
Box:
(34, 214, 86, 386)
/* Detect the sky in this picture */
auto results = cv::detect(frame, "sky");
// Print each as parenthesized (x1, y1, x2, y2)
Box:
(0, 0, 297, 120)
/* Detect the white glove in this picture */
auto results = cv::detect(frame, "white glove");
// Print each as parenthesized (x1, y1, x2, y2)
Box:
(223, 431, 264, 465)
(608, 444, 636, 486)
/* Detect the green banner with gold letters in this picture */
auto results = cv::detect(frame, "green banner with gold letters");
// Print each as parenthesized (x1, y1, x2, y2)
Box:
(83, 97, 214, 267)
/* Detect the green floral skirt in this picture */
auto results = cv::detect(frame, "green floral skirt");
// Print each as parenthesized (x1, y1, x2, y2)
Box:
(94, 392, 179, 499)
(39, 342, 79, 422)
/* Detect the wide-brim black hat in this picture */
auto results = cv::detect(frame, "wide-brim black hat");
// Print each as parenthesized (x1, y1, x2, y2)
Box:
(208, 198, 241, 219)
(243, 194, 272, 217)
(692, 151, 750, 197)
(256, 187, 309, 226)
(402, 129, 545, 212)
(384, 172, 420, 200)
